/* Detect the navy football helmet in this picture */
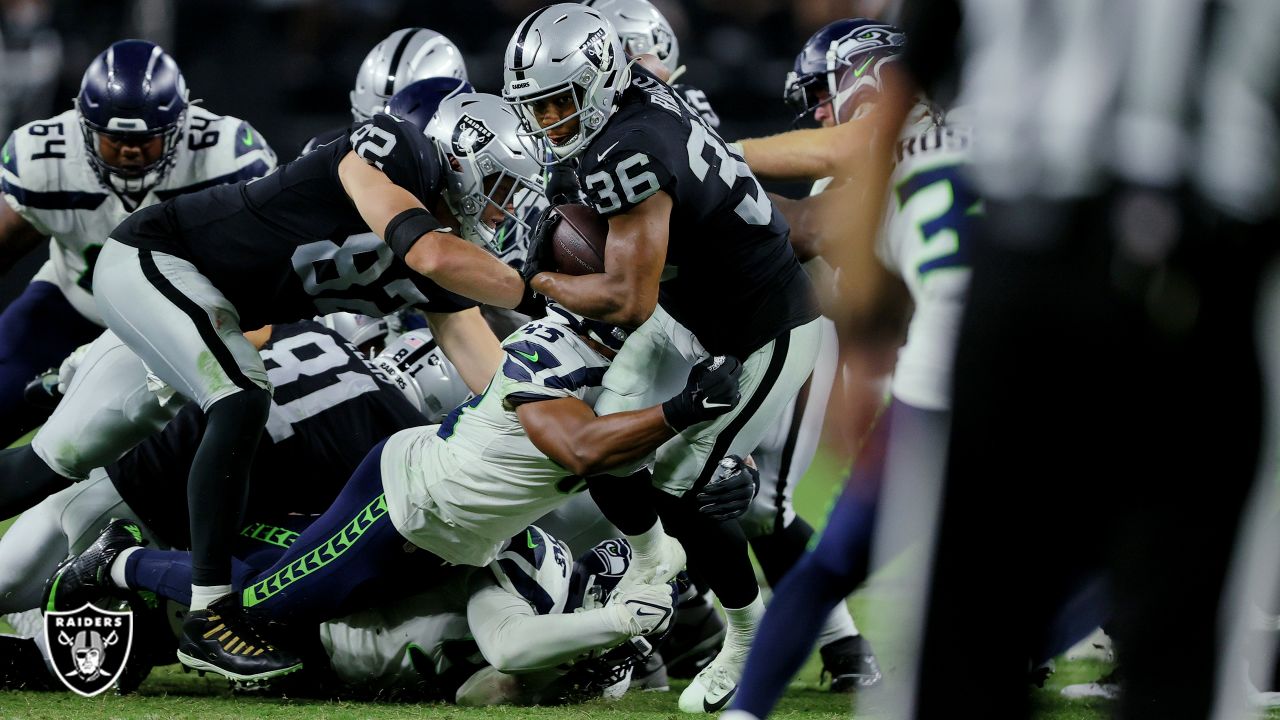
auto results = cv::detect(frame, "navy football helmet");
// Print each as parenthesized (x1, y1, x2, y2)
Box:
(385, 77, 474, 132)
(784, 19, 905, 126)
(76, 40, 189, 194)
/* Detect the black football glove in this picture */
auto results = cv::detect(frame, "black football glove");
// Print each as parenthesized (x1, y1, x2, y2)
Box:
(662, 356, 742, 432)
(695, 455, 760, 521)
(520, 205, 563, 285)
(544, 163, 583, 206)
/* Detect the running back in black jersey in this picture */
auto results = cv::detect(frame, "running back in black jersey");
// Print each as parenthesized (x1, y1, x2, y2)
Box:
(109, 112, 475, 330)
(107, 320, 427, 548)
(576, 67, 818, 358)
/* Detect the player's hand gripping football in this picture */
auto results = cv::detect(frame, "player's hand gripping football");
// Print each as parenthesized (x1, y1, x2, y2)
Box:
(695, 455, 760, 521)
(662, 356, 742, 432)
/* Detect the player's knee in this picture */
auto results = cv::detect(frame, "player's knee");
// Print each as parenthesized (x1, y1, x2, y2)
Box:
(207, 386, 272, 428)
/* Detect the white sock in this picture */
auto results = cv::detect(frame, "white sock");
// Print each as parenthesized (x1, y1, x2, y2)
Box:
(189, 584, 233, 612)
(109, 546, 143, 589)
(721, 592, 765, 662)
(626, 518, 666, 562)
(816, 602, 859, 649)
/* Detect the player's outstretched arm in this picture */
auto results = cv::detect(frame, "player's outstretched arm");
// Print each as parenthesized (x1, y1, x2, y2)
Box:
(518, 356, 741, 477)
(338, 152, 524, 309)
(530, 191, 671, 329)
(424, 308, 503, 394)
(0, 201, 46, 276)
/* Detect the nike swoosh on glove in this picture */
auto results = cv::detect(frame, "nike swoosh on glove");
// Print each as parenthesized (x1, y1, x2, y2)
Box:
(607, 582, 676, 637)
(661, 355, 742, 432)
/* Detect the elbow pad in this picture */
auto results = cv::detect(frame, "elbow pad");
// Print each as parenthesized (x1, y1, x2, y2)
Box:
(385, 208, 444, 262)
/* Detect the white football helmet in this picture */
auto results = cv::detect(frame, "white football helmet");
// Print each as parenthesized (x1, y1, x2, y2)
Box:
(372, 329, 471, 422)
(350, 28, 468, 122)
(425, 93, 546, 254)
(320, 312, 396, 354)
(503, 4, 630, 161)
(583, 0, 680, 79)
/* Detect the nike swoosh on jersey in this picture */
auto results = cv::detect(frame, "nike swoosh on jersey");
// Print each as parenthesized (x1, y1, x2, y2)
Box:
(597, 141, 621, 162)
(526, 530, 537, 549)
(243, 128, 255, 147)
(703, 685, 737, 712)
(514, 349, 539, 363)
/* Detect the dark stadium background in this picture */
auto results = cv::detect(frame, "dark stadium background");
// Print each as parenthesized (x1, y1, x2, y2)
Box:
(0, 0, 883, 307)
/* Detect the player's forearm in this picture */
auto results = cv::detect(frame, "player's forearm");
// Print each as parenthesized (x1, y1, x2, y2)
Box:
(738, 128, 842, 182)
(530, 271, 655, 329)
(558, 406, 674, 477)
(407, 231, 523, 309)
(472, 602, 628, 673)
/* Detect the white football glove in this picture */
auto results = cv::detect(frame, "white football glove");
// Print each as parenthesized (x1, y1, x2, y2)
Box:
(56, 343, 93, 395)
(606, 582, 675, 637)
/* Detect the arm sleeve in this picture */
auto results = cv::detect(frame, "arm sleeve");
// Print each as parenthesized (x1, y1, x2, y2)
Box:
(466, 578, 630, 673)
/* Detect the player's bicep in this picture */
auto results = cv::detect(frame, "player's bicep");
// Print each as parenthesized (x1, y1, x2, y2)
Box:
(517, 397, 598, 470)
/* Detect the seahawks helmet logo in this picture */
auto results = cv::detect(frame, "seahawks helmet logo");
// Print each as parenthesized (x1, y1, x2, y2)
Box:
(580, 28, 612, 71)
(836, 23, 906, 58)
(452, 115, 496, 157)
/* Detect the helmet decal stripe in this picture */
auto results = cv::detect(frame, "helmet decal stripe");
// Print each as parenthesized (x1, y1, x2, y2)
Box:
(513, 5, 555, 79)
(383, 28, 423, 97)
(144, 45, 163, 84)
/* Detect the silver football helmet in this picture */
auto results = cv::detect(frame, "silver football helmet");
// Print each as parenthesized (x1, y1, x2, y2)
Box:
(372, 329, 471, 423)
(320, 312, 397, 354)
(350, 28, 468, 122)
(425, 93, 546, 254)
(503, 4, 630, 161)
(583, 0, 679, 79)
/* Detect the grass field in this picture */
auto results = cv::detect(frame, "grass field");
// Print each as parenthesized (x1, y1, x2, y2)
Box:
(0, 448, 1272, 719)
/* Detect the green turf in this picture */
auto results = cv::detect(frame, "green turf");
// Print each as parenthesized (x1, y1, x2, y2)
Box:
(0, 443, 1267, 719)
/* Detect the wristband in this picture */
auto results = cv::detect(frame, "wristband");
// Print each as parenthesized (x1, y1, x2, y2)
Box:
(385, 208, 443, 262)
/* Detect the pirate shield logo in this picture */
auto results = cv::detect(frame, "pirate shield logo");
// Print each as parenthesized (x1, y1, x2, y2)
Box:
(44, 603, 133, 696)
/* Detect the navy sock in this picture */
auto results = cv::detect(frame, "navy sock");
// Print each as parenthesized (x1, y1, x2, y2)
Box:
(125, 549, 262, 606)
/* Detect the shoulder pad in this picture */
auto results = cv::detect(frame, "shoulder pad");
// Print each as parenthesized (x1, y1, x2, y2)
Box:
(1, 114, 108, 214)
(499, 321, 606, 398)
(155, 110, 276, 200)
(349, 113, 441, 203)
(489, 525, 571, 615)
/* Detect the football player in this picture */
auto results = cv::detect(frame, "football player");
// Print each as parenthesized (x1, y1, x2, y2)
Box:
(722, 21, 975, 720)
(49, 298, 744, 683)
(300, 28, 469, 156)
(504, 5, 822, 711)
(0, 39, 275, 446)
(578, 1, 871, 690)
(81, 78, 545, 679)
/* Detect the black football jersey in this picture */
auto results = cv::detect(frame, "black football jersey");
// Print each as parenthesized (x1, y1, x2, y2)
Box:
(107, 320, 427, 548)
(110, 113, 475, 330)
(671, 83, 721, 129)
(577, 67, 818, 357)
(299, 125, 351, 158)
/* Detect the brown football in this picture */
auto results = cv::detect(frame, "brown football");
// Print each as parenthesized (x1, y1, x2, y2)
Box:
(550, 204, 608, 275)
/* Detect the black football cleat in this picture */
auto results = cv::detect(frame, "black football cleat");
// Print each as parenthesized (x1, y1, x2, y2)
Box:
(820, 634, 883, 692)
(176, 595, 302, 683)
(44, 518, 144, 612)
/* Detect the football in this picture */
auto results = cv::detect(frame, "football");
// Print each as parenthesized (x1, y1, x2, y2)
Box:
(549, 204, 609, 275)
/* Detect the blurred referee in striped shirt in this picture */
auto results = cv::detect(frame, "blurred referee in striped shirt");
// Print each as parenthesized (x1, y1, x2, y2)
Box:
(865, 1, 1280, 718)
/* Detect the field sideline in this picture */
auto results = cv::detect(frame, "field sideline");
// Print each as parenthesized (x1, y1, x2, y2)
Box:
(0, 447, 1272, 719)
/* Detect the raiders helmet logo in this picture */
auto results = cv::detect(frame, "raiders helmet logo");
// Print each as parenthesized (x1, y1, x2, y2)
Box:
(44, 603, 134, 697)
(452, 115, 496, 157)
(579, 28, 612, 71)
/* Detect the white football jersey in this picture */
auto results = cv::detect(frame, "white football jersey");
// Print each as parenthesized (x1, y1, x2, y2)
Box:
(875, 120, 975, 411)
(321, 526, 572, 693)
(0, 106, 276, 324)
(381, 316, 610, 567)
